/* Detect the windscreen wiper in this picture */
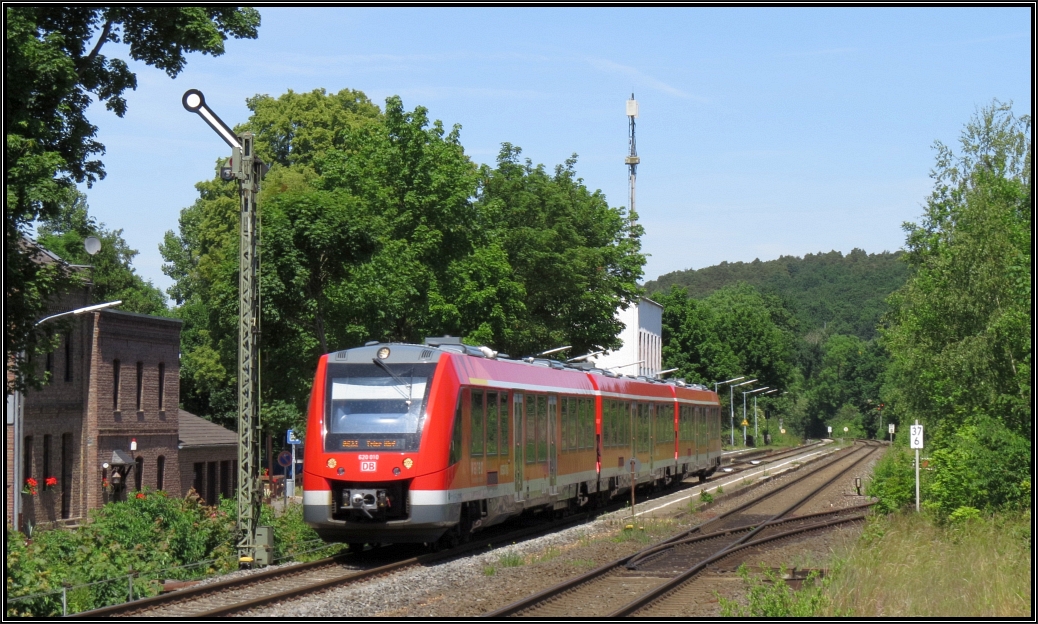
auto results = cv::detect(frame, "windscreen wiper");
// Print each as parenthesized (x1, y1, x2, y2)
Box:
(372, 358, 413, 404)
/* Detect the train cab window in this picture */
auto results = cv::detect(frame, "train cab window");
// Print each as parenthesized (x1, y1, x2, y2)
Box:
(500, 392, 509, 457)
(471, 389, 485, 456)
(486, 391, 498, 456)
(326, 362, 434, 452)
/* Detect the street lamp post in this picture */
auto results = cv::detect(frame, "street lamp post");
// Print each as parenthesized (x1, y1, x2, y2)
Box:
(742, 387, 769, 446)
(713, 377, 744, 447)
(730, 379, 757, 446)
(12, 300, 122, 531)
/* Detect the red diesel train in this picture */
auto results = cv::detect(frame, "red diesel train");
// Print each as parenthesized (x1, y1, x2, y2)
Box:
(302, 339, 723, 547)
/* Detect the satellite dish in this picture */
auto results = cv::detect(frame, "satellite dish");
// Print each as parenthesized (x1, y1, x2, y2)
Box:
(84, 236, 102, 256)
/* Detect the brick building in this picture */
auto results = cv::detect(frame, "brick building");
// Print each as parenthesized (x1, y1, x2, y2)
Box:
(8, 299, 184, 529)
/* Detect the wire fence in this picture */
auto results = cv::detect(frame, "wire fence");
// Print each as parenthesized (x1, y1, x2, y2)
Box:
(5, 538, 345, 616)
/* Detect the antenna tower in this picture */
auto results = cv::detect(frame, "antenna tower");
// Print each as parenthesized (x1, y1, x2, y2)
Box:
(625, 94, 640, 231)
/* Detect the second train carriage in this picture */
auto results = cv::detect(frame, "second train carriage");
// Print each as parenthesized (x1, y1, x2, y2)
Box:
(302, 340, 723, 545)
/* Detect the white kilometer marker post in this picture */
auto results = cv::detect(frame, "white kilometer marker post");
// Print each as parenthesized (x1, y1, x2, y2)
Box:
(910, 421, 924, 512)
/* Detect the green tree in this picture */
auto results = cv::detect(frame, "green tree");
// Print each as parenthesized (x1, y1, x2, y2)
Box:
(473, 144, 644, 357)
(36, 190, 167, 315)
(163, 90, 642, 436)
(883, 101, 1032, 440)
(6, 7, 259, 393)
(659, 283, 798, 434)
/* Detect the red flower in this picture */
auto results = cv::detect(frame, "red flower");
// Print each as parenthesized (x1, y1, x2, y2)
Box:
(25, 477, 38, 487)
(135, 492, 146, 499)
(45, 476, 58, 487)
(22, 478, 38, 496)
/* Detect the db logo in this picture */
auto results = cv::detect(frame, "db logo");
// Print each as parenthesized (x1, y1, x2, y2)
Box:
(360, 461, 377, 472)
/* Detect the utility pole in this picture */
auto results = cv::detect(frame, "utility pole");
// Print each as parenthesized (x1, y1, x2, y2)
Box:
(625, 94, 640, 231)
(183, 90, 267, 566)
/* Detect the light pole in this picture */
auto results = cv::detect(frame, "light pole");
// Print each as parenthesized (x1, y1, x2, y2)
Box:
(730, 379, 757, 446)
(756, 389, 777, 443)
(712, 377, 744, 447)
(12, 300, 122, 531)
(742, 387, 768, 446)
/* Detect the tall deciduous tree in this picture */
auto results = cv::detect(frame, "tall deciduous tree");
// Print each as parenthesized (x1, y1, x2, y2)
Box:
(5, 7, 259, 393)
(884, 100, 1032, 441)
(162, 90, 643, 435)
(36, 190, 168, 316)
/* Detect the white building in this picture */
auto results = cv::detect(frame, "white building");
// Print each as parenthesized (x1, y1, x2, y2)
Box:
(589, 297, 663, 377)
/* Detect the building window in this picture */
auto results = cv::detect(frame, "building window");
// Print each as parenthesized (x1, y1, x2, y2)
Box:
(206, 461, 218, 505)
(23, 436, 33, 483)
(113, 359, 120, 410)
(64, 332, 73, 382)
(45, 350, 53, 382)
(220, 460, 231, 498)
(156, 456, 165, 491)
(61, 434, 73, 519)
(193, 463, 204, 499)
(158, 363, 165, 410)
(136, 361, 144, 412)
(43, 435, 52, 488)
(134, 456, 144, 491)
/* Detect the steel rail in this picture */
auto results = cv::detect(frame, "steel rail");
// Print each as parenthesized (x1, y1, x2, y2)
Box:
(611, 444, 881, 617)
(481, 442, 875, 618)
(610, 513, 869, 617)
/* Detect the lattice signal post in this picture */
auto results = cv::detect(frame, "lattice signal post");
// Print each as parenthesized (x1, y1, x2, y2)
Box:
(182, 90, 268, 566)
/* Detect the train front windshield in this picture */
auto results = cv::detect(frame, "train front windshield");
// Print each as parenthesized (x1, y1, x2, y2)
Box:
(324, 362, 435, 452)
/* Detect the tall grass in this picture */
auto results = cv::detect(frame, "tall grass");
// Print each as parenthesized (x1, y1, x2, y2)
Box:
(823, 511, 1032, 617)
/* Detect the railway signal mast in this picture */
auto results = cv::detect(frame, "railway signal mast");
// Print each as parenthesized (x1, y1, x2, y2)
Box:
(182, 90, 268, 566)
(625, 94, 640, 231)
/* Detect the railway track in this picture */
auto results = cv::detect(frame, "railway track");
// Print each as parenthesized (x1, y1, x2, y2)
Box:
(72, 441, 834, 618)
(483, 441, 880, 618)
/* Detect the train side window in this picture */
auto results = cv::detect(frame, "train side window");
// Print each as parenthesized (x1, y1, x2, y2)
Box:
(500, 392, 509, 457)
(560, 397, 569, 452)
(486, 392, 498, 456)
(577, 398, 585, 450)
(581, 398, 590, 450)
(589, 398, 597, 448)
(449, 390, 464, 465)
(471, 389, 485, 456)
(525, 394, 536, 464)
(570, 397, 579, 451)
(536, 395, 548, 463)
(607, 400, 617, 447)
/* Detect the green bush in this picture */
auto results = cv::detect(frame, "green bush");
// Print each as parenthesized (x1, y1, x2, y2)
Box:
(7, 492, 328, 616)
(719, 564, 836, 617)
(866, 445, 919, 513)
(925, 416, 1032, 519)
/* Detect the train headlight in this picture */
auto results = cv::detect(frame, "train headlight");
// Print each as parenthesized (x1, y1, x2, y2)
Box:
(326, 458, 337, 469)
(403, 457, 413, 469)
(377, 347, 390, 359)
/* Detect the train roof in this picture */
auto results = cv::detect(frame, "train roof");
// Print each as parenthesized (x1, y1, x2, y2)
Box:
(326, 340, 719, 403)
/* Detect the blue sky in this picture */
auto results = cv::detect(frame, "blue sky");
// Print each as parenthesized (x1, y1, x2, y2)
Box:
(74, 7, 1031, 296)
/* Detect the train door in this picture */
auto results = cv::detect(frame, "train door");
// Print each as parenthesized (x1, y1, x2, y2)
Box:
(647, 403, 656, 476)
(548, 395, 558, 494)
(513, 392, 524, 500)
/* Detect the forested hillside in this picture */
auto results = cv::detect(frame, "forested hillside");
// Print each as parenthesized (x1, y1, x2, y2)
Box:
(645, 249, 909, 339)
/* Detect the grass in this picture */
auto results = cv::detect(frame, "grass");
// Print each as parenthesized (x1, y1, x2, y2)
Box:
(497, 552, 525, 568)
(568, 558, 597, 568)
(611, 518, 675, 544)
(822, 511, 1032, 617)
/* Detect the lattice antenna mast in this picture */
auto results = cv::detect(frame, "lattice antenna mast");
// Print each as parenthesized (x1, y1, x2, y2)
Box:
(625, 94, 640, 232)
